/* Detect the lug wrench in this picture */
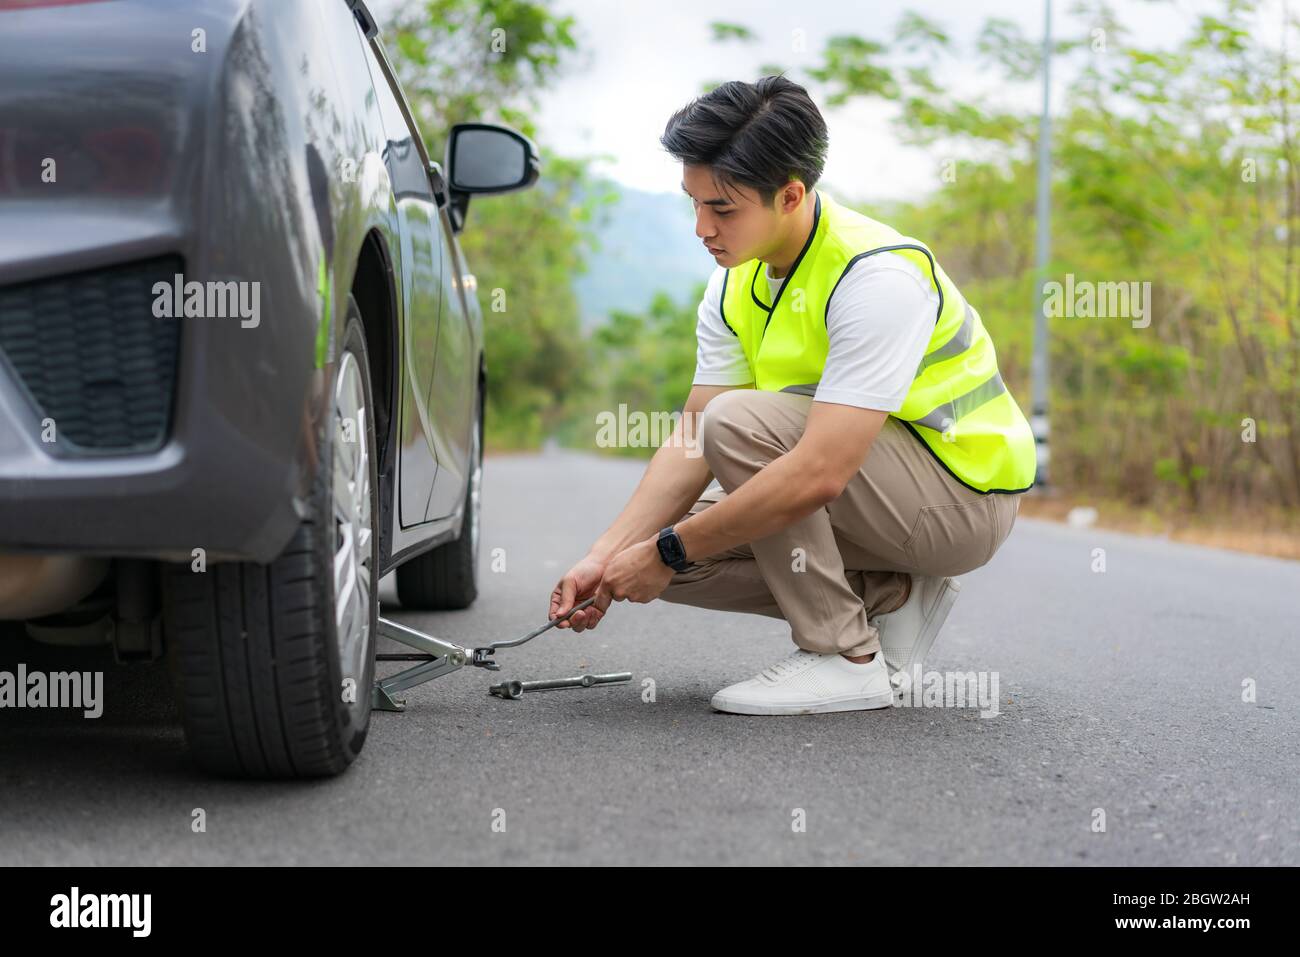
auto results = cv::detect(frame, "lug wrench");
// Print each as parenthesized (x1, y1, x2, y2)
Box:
(372, 597, 598, 712)
(489, 672, 633, 700)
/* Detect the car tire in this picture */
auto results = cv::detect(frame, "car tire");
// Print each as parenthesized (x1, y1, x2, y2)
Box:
(162, 298, 380, 778)
(394, 387, 482, 610)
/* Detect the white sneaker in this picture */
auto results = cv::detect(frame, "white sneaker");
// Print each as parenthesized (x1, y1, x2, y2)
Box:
(873, 574, 962, 701)
(710, 648, 895, 715)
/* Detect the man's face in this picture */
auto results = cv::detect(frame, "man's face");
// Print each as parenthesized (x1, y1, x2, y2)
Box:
(681, 164, 797, 268)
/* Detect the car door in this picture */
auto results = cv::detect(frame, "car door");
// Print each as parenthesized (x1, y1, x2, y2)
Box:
(364, 36, 441, 527)
(424, 204, 475, 520)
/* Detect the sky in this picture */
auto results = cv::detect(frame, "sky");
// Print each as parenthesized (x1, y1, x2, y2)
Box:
(371, 0, 1275, 202)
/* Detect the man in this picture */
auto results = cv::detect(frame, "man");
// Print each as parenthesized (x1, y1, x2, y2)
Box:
(549, 75, 1036, 715)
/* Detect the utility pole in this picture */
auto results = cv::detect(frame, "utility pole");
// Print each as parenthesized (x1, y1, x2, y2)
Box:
(1031, 0, 1053, 488)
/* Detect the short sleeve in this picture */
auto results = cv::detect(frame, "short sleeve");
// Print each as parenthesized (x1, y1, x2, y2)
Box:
(812, 252, 941, 412)
(692, 266, 753, 386)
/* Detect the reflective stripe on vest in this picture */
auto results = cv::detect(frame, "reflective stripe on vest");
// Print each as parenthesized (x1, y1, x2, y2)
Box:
(717, 189, 1037, 494)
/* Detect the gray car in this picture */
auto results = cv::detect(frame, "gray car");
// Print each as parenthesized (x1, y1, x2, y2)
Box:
(0, 0, 538, 777)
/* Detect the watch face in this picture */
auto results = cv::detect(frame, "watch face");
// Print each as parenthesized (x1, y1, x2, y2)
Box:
(658, 529, 685, 566)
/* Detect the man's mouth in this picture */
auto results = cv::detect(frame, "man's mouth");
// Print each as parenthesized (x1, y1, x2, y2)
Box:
(705, 244, 724, 254)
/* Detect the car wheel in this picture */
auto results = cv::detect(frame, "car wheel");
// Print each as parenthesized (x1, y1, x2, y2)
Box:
(394, 387, 482, 610)
(162, 298, 379, 778)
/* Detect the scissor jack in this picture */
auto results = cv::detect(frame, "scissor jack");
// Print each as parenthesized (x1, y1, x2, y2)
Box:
(372, 597, 598, 712)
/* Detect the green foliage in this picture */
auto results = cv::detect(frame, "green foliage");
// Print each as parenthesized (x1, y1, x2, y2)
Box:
(807, 36, 898, 104)
(387, 0, 1299, 516)
(709, 22, 757, 44)
(383, 0, 602, 449)
(386, 0, 577, 140)
(810, 0, 1299, 510)
(553, 285, 703, 457)
(463, 151, 614, 448)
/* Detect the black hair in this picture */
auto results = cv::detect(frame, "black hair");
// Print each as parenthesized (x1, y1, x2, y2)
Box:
(660, 74, 829, 207)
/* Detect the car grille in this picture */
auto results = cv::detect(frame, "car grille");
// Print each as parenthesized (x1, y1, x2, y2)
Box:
(0, 255, 182, 453)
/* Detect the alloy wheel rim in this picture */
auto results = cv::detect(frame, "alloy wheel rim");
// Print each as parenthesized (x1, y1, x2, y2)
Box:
(332, 351, 372, 715)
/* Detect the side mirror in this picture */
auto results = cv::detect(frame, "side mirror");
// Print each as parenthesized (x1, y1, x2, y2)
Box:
(444, 122, 540, 232)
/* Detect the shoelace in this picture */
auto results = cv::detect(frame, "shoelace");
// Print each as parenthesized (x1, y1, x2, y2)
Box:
(758, 650, 817, 682)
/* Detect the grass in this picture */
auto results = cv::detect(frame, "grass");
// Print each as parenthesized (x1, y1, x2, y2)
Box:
(1018, 490, 1300, 561)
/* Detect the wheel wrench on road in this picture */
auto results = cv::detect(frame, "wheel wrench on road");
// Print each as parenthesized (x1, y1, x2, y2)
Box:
(372, 597, 628, 711)
(488, 671, 633, 700)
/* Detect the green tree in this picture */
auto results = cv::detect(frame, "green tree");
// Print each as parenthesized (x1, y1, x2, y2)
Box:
(384, 0, 612, 447)
(806, 0, 1299, 510)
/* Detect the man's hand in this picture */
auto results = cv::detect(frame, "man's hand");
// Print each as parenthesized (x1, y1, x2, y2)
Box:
(548, 385, 732, 635)
(596, 538, 676, 607)
(549, 553, 608, 632)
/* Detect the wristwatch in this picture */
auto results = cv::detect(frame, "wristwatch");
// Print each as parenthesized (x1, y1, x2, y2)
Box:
(656, 526, 691, 572)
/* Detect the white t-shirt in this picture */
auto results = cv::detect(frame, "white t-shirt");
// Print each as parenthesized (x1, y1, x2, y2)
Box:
(692, 250, 940, 412)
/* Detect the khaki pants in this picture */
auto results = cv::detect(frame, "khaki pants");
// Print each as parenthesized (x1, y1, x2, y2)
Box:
(659, 390, 1021, 658)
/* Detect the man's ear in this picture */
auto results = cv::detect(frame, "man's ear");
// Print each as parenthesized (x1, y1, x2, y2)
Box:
(778, 179, 805, 214)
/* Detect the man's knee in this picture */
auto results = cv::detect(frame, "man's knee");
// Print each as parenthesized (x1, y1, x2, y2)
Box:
(698, 390, 795, 468)
(699, 390, 751, 457)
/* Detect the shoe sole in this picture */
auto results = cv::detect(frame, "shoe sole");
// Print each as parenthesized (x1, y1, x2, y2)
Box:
(890, 577, 961, 704)
(710, 690, 895, 716)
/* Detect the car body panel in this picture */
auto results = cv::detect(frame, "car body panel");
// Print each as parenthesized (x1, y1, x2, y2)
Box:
(0, 0, 479, 572)
(426, 210, 478, 520)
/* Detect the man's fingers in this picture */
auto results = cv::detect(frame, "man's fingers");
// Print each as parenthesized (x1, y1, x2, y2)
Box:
(575, 606, 604, 632)
(552, 577, 578, 624)
(572, 587, 610, 632)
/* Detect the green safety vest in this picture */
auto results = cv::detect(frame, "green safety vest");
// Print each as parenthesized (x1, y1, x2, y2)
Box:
(718, 189, 1036, 494)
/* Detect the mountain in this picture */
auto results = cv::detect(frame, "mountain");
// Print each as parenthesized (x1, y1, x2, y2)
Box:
(573, 182, 715, 330)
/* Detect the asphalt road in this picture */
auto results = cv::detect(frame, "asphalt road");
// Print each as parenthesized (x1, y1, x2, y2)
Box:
(2, 449, 1297, 865)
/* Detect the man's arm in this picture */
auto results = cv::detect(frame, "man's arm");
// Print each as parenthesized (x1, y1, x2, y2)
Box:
(590, 252, 936, 613)
(672, 402, 887, 563)
(584, 266, 757, 561)
(588, 383, 743, 561)
(671, 253, 936, 559)
(549, 383, 746, 629)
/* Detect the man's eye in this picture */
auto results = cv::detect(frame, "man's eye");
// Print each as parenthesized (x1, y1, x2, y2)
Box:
(716, 209, 733, 217)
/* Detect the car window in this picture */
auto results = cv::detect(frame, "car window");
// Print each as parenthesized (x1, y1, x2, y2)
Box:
(366, 38, 434, 180)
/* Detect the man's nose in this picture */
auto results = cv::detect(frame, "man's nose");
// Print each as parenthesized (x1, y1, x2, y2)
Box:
(695, 210, 714, 240)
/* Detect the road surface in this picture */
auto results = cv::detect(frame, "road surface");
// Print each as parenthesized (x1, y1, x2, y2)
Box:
(2, 449, 1296, 865)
